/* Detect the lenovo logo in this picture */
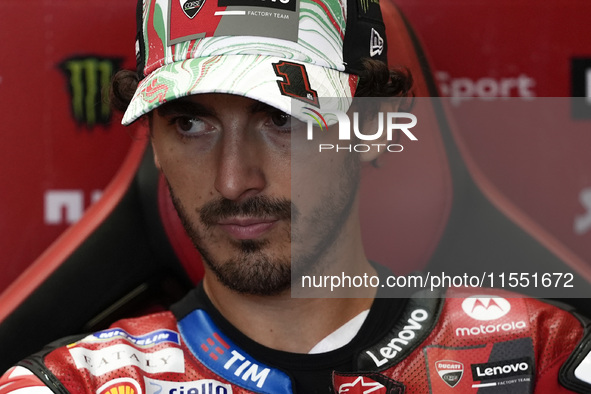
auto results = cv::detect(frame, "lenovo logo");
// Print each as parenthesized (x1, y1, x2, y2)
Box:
(471, 357, 533, 382)
(365, 309, 428, 368)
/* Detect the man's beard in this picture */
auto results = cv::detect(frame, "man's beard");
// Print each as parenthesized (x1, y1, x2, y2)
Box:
(167, 153, 360, 296)
(171, 193, 294, 296)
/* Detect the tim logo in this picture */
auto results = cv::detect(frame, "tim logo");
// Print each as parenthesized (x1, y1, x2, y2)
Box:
(461, 296, 511, 321)
(201, 332, 231, 361)
(180, 310, 292, 392)
(59, 56, 121, 129)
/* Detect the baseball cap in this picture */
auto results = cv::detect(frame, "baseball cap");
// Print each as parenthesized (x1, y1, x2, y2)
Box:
(122, 0, 388, 125)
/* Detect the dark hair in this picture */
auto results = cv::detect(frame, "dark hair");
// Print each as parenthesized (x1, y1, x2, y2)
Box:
(110, 69, 141, 113)
(355, 58, 413, 98)
(109, 59, 413, 114)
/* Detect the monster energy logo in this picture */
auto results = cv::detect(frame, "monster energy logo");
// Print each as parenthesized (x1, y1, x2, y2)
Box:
(358, 0, 379, 13)
(59, 56, 122, 129)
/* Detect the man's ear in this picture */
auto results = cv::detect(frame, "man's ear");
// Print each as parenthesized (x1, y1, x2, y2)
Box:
(141, 114, 161, 170)
(358, 100, 400, 163)
(153, 147, 161, 170)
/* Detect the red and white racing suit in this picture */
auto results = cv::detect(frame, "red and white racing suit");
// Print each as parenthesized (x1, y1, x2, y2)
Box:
(1, 280, 591, 394)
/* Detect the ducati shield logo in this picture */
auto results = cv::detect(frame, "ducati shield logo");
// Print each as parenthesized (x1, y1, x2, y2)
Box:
(461, 296, 511, 321)
(435, 360, 464, 388)
(180, 0, 206, 18)
(369, 28, 384, 57)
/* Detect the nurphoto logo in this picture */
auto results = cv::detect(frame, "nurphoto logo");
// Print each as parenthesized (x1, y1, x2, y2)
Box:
(302, 108, 418, 153)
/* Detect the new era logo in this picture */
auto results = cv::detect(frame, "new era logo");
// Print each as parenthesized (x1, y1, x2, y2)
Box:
(370, 28, 384, 57)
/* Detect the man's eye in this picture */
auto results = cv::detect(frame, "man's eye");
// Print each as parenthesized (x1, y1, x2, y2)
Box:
(270, 111, 291, 128)
(172, 116, 210, 137)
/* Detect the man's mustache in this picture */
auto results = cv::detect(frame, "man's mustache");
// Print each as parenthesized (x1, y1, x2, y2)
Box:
(199, 196, 294, 227)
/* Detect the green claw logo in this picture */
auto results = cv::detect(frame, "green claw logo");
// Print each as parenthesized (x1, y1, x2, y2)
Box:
(59, 56, 121, 129)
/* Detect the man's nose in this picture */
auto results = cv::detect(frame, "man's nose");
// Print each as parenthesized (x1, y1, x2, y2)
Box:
(213, 131, 267, 202)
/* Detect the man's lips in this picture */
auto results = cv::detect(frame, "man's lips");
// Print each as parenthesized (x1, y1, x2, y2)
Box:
(216, 217, 278, 240)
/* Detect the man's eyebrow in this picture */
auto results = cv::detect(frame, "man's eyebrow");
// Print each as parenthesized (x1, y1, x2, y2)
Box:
(157, 99, 215, 117)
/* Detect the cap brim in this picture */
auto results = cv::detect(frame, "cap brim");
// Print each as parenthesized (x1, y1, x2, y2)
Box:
(122, 54, 355, 125)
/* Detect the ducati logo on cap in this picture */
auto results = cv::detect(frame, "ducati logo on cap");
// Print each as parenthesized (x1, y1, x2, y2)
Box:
(180, 0, 206, 18)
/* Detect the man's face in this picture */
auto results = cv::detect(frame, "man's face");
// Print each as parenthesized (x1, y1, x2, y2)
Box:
(150, 94, 360, 296)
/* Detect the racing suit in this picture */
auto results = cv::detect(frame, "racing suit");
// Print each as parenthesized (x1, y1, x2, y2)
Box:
(1, 271, 591, 393)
